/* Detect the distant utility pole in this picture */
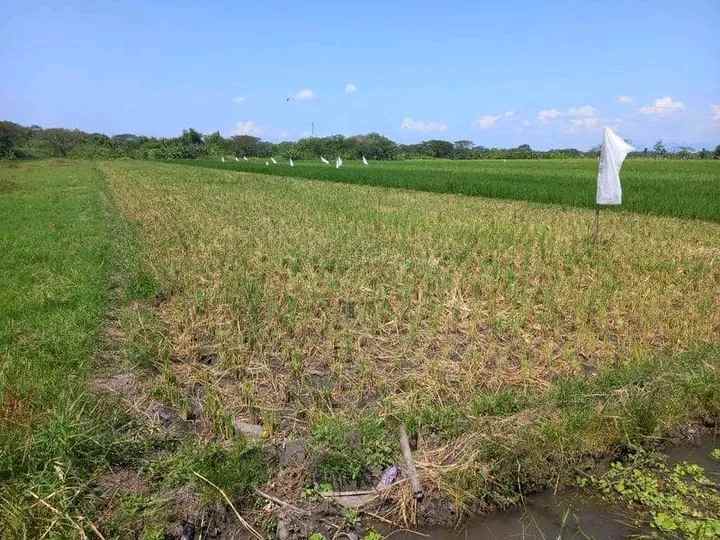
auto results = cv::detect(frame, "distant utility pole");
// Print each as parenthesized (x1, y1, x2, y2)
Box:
(311, 122, 315, 137)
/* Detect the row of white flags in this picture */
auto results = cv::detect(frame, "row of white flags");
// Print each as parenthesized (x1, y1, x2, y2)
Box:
(222, 127, 630, 207)
(225, 155, 370, 168)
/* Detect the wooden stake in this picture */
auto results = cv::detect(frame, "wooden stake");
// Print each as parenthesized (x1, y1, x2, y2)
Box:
(593, 206, 600, 245)
(399, 424, 423, 500)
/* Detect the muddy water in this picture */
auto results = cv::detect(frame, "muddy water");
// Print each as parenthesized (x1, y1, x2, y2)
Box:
(395, 436, 719, 539)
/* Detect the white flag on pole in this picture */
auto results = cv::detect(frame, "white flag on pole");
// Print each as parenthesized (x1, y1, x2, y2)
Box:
(235, 156, 239, 161)
(271, 157, 277, 164)
(221, 156, 225, 162)
(289, 158, 294, 167)
(243, 156, 248, 161)
(596, 127, 634, 205)
(321, 156, 329, 164)
(336, 156, 343, 168)
(362, 155, 368, 165)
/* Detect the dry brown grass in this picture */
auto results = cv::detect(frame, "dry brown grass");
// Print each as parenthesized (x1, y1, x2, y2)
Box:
(105, 161, 719, 424)
(100, 160, 720, 526)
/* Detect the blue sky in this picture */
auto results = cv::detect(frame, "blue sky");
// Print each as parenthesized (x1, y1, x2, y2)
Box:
(2, 0, 719, 149)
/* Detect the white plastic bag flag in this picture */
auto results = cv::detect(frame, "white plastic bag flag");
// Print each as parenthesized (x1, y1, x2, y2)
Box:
(321, 156, 329, 164)
(289, 158, 294, 167)
(336, 156, 343, 168)
(596, 127, 634, 205)
(265, 161, 269, 166)
(271, 157, 277, 164)
(362, 155, 368, 165)
(243, 156, 248, 161)
(235, 156, 239, 161)
(221, 156, 225, 162)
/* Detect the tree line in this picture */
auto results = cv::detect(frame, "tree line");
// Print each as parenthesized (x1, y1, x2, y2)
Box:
(2, 121, 719, 161)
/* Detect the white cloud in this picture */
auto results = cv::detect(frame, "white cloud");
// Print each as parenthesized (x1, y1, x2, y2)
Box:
(617, 95, 633, 104)
(293, 88, 315, 101)
(538, 105, 602, 130)
(474, 111, 514, 129)
(475, 115, 502, 129)
(712, 104, 720, 123)
(639, 96, 685, 115)
(567, 105, 598, 118)
(537, 109, 562, 122)
(233, 121, 263, 136)
(569, 117, 600, 129)
(345, 83, 357, 94)
(232, 96, 246, 104)
(400, 117, 448, 132)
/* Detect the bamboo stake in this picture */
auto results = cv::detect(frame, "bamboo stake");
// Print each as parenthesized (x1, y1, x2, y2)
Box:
(399, 424, 423, 500)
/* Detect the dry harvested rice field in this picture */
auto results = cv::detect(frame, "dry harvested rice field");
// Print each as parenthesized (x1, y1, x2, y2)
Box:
(2, 159, 719, 538)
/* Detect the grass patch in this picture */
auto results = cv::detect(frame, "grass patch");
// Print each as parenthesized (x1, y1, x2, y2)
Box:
(311, 414, 397, 485)
(0, 160, 122, 536)
(151, 439, 268, 500)
(0, 160, 165, 537)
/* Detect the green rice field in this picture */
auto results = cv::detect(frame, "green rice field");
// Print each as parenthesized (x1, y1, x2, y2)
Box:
(179, 158, 720, 223)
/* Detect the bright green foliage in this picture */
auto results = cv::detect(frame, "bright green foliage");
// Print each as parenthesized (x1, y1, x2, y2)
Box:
(311, 414, 397, 485)
(581, 449, 720, 539)
(150, 440, 268, 499)
(0, 161, 122, 536)
(472, 389, 529, 417)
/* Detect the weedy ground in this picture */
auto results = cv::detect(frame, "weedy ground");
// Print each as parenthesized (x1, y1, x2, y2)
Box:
(1, 159, 719, 538)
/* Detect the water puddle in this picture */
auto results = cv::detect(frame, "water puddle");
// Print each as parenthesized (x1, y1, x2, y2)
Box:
(393, 435, 719, 539)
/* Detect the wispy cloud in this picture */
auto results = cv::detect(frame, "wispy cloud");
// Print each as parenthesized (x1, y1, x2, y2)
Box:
(569, 117, 600, 129)
(232, 96, 246, 104)
(712, 104, 720, 123)
(474, 111, 514, 129)
(617, 95, 633, 104)
(567, 105, 597, 118)
(345, 83, 357, 94)
(537, 109, 562, 122)
(293, 88, 315, 101)
(400, 117, 448, 132)
(639, 96, 685, 115)
(233, 120, 263, 136)
(537, 105, 602, 130)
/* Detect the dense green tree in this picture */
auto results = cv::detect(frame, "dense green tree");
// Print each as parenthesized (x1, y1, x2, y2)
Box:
(0, 121, 26, 158)
(41, 128, 85, 157)
(230, 135, 261, 157)
(653, 140, 667, 157)
(422, 140, 454, 158)
(1, 119, 717, 162)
